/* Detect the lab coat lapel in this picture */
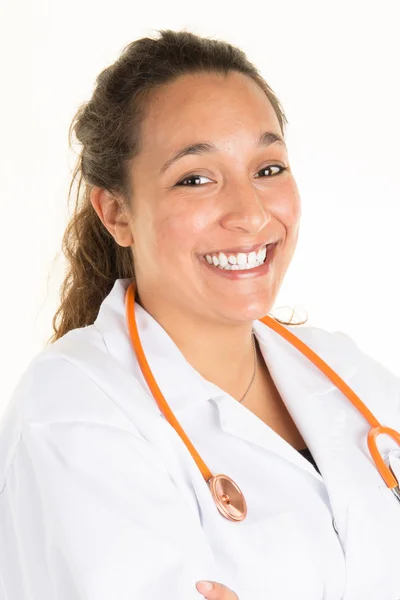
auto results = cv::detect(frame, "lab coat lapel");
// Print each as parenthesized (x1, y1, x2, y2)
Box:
(256, 320, 353, 487)
(216, 320, 355, 548)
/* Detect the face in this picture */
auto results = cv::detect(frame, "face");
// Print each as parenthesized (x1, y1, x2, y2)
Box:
(118, 72, 300, 327)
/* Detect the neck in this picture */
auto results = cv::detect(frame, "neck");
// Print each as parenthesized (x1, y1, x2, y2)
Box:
(140, 301, 258, 402)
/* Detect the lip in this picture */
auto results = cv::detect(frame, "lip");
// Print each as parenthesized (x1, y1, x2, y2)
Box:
(201, 242, 278, 279)
(202, 240, 276, 257)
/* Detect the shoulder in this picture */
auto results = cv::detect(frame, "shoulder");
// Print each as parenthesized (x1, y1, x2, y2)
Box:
(288, 321, 392, 375)
(286, 322, 361, 361)
(0, 324, 149, 493)
(3, 324, 118, 421)
(286, 322, 400, 423)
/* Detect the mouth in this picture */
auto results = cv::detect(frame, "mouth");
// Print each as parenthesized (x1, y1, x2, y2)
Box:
(203, 241, 275, 270)
(201, 242, 278, 278)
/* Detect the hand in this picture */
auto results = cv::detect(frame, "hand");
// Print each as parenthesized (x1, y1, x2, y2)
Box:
(196, 580, 239, 599)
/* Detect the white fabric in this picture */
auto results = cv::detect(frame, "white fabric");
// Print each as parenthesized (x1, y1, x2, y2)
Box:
(1, 277, 400, 600)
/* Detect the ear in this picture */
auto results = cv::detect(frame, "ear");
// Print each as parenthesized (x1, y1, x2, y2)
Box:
(90, 187, 134, 247)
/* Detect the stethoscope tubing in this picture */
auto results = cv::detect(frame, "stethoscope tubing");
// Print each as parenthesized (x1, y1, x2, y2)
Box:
(125, 282, 400, 521)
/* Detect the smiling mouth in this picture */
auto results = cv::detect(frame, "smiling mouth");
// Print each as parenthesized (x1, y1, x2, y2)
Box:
(203, 242, 275, 271)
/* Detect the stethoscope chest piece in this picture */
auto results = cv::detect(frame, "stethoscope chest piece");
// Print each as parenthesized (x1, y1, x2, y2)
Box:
(207, 474, 247, 521)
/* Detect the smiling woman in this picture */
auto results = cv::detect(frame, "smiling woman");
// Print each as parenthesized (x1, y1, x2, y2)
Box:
(2, 27, 400, 600)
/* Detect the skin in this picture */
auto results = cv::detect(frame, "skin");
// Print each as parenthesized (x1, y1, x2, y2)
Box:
(91, 71, 302, 401)
(196, 580, 238, 599)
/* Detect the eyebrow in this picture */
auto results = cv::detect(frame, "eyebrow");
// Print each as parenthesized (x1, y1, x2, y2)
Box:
(159, 131, 286, 175)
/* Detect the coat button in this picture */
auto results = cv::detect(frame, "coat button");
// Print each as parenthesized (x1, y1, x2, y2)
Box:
(332, 518, 339, 534)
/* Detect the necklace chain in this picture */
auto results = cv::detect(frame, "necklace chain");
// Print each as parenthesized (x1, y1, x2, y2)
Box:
(238, 333, 257, 403)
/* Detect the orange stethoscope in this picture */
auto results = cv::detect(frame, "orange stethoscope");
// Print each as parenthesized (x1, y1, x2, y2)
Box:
(125, 281, 400, 522)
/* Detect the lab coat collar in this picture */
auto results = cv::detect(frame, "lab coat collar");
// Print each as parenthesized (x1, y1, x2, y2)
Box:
(94, 277, 355, 409)
(94, 278, 226, 410)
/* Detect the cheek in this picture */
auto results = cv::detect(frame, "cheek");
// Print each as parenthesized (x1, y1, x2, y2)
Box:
(160, 205, 210, 243)
(273, 183, 302, 229)
(154, 207, 208, 259)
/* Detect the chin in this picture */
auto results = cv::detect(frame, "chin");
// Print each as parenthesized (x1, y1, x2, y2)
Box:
(218, 300, 273, 324)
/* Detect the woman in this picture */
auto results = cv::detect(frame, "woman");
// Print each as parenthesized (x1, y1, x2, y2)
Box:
(1, 29, 400, 600)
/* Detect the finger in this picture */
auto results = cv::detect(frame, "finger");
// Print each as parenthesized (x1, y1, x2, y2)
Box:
(196, 580, 239, 599)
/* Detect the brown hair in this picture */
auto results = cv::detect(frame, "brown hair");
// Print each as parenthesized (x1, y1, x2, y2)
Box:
(48, 28, 306, 345)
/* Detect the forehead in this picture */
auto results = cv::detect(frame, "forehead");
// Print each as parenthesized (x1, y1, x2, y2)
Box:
(139, 71, 282, 152)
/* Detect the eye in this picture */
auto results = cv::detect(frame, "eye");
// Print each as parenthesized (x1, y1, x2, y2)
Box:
(175, 165, 288, 187)
(175, 174, 213, 187)
(256, 165, 288, 178)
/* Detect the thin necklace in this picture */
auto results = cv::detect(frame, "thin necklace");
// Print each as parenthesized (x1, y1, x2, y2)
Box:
(238, 333, 257, 403)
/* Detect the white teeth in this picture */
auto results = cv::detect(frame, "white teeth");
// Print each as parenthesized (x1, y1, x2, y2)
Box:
(204, 244, 269, 271)
(248, 251, 257, 265)
(258, 246, 267, 262)
(218, 252, 228, 267)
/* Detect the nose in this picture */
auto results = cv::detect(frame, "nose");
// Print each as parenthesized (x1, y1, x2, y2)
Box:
(220, 183, 271, 234)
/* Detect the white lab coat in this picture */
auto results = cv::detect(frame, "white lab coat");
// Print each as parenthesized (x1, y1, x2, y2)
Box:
(1, 278, 400, 600)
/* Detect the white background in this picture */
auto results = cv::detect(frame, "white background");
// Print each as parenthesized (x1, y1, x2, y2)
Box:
(1, 0, 399, 417)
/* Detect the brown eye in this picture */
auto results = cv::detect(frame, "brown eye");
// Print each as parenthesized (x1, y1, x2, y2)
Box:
(176, 174, 213, 187)
(256, 165, 287, 178)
